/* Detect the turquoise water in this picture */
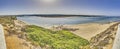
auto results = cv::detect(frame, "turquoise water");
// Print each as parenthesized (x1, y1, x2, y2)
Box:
(17, 16, 120, 25)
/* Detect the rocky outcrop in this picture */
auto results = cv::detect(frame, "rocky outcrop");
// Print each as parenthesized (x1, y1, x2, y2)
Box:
(90, 22, 120, 49)
(52, 25, 79, 31)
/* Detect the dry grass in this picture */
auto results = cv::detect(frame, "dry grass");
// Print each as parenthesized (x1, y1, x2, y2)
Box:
(5, 35, 30, 49)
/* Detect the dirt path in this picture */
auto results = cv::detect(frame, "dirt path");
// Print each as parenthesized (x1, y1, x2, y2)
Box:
(112, 24, 120, 49)
(0, 24, 7, 49)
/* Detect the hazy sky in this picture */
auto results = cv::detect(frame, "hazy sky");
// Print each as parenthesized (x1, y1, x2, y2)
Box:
(0, 0, 120, 16)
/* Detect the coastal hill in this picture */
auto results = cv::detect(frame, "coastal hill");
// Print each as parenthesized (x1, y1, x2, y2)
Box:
(0, 16, 90, 49)
(0, 16, 119, 49)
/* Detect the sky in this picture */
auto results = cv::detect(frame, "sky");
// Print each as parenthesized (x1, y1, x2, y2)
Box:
(0, 0, 120, 16)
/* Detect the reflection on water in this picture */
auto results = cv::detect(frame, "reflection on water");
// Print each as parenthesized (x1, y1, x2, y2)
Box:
(17, 16, 120, 26)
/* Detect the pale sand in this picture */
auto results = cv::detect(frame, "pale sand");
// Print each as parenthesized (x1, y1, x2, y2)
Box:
(62, 22, 118, 41)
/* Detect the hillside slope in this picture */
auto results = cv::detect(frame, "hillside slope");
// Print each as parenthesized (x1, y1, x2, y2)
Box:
(90, 22, 120, 49)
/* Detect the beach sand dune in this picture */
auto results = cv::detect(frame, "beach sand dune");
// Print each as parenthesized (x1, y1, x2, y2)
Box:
(63, 22, 117, 41)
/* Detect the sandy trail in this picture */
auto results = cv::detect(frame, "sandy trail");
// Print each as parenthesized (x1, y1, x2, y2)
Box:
(0, 24, 7, 49)
(112, 24, 120, 49)
(63, 23, 117, 40)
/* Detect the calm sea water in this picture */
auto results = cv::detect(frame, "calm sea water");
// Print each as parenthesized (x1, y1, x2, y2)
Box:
(17, 16, 120, 26)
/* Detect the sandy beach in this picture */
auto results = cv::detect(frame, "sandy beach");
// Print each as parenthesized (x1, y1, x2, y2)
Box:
(50, 22, 118, 41)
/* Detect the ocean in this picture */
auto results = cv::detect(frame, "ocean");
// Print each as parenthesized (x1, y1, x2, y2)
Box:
(17, 16, 120, 26)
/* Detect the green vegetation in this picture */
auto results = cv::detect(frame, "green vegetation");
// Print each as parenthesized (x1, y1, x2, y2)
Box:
(25, 25, 89, 49)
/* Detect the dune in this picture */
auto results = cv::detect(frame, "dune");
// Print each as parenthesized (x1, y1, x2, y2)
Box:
(61, 22, 118, 41)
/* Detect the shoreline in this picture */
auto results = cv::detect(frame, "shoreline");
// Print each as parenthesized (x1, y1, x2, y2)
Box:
(49, 22, 118, 40)
(16, 19, 119, 39)
(16, 18, 119, 41)
(16, 19, 117, 29)
(4, 17, 120, 49)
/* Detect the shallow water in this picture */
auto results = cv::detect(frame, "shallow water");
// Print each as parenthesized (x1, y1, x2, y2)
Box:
(17, 16, 120, 26)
